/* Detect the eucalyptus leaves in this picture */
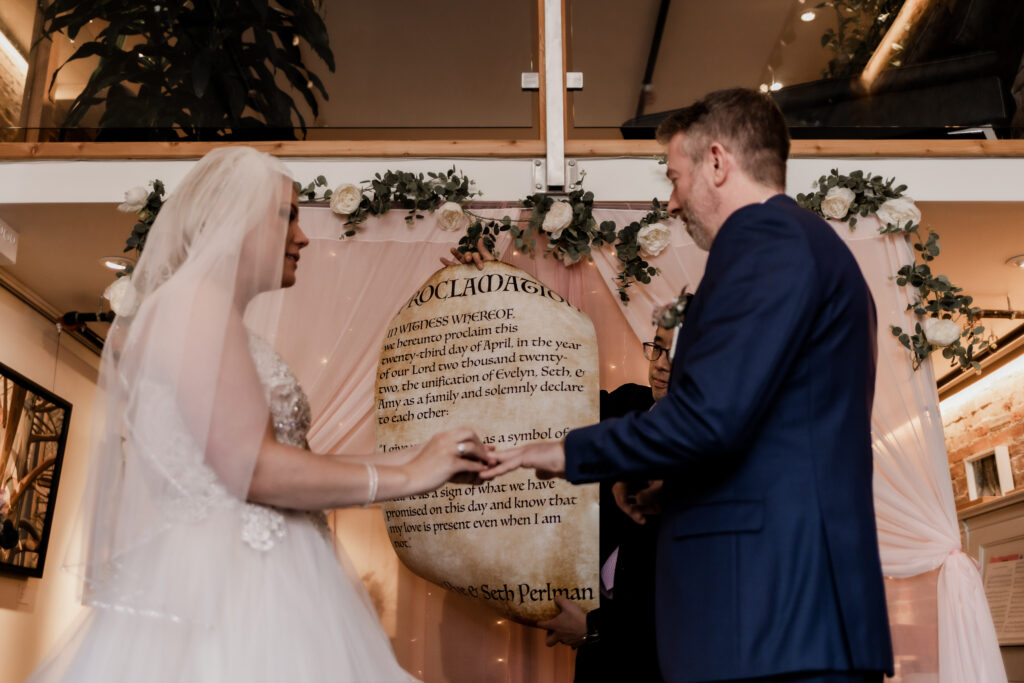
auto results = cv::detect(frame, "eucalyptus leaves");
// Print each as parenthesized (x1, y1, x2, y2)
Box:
(798, 169, 987, 373)
(118, 168, 670, 304)
(322, 169, 669, 302)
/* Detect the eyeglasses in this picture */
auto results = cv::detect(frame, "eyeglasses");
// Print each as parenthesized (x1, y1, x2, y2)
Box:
(642, 342, 671, 362)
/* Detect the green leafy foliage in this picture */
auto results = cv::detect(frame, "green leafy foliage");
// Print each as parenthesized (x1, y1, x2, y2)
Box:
(344, 168, 479, 227)
(38, 0, 335, 140)
(121, 180, 165, 264)
(798, 168, 986, 373)
(122, 168, 671, 303)
(796, 168, 907, 229)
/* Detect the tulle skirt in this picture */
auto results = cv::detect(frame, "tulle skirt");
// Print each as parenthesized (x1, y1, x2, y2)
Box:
(29, 506, 417, 682)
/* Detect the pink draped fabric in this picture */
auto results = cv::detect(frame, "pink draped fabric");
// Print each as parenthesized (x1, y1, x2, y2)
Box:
(271, 205, 1000, 682)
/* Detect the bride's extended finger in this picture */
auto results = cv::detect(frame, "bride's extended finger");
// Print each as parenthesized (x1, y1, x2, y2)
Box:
(480, 457, 521, 479)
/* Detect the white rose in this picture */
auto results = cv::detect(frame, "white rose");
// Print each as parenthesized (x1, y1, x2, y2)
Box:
(436, 202, 469, 232)
(819, 186, 855, 220)
(875, 196, 921, 229)
(117, 186, 149, 213)
(637, 222, 671, 257)
(329, 183, 362, 215)
(103, 276, 139, 317)
(922, 317, 961, 347)
(541, 201, 574, 240)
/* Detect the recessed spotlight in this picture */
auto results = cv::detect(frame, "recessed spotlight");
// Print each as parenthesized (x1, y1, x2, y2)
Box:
(100, 256, 135, 271)
(1007, 254, 1024, 269)
(800, 10, 816, 21)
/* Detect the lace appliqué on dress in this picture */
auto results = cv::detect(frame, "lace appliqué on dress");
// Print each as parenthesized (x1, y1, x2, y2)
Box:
(241, 334, 315, 551)
(240, 504, 288, 551)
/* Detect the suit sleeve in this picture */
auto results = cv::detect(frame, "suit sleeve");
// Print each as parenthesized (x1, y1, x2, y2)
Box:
(566, 209, 820, 483)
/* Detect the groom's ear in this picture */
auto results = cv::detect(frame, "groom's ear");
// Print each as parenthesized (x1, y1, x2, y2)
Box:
(706, 142, 730, 187)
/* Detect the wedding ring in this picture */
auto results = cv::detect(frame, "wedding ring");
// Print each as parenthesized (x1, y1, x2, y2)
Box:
(456, 442, 469, 456)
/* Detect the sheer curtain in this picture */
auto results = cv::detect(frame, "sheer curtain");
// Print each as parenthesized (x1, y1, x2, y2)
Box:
(273, 206, 1001, 682)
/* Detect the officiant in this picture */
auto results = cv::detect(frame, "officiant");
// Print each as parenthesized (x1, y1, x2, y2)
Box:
(537, 310, 682, 683)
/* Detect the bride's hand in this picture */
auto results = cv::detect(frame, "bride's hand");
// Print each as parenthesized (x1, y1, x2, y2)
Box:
(403, 428, 492, 494)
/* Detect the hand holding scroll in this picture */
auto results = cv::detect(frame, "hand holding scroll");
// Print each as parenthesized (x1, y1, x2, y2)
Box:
(439, 237, 496, 270)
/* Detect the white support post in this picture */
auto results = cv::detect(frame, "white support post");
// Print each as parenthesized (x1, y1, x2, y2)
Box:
(543, 0, 566, 190)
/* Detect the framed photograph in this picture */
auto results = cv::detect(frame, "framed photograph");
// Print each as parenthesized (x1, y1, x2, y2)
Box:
(966, 445, 1014, 502)
(0, 362, 72, 578)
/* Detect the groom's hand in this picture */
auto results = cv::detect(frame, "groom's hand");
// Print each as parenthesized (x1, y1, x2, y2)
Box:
(480, 441, 566, 480)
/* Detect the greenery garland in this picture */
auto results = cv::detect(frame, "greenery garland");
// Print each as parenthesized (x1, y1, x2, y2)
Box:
(119, 168, 670, 303)
(116, 166, 988, 374)
(797, 169, 988, 373)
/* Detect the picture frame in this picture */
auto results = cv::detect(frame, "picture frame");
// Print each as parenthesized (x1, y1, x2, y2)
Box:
(965, 445, 1014, 502)
(0, 361, 72, 578)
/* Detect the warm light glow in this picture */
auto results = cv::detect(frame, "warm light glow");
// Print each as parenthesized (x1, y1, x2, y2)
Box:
(860, 0, 934, 91)
(770, 81, 783, 92)
(100, 256, 135, 271)
(320, 357, 328, 364)
(940, 353, 1024, 419)
(759, 83, 770, 93)
(800, 10, 816, 21)
(0, 28, 28, 76)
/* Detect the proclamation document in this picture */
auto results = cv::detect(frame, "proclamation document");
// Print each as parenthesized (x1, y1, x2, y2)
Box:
(375, 261, 599, 623)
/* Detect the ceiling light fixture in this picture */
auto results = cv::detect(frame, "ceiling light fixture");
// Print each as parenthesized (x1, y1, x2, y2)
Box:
(800, 11, 816, 21)
(100, 256, 135, 271)
(1007, 255, 1024, 269)
(770, 81, 783, 92)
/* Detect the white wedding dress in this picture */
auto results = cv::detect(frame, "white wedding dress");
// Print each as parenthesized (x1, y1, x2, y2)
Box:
(31, 335, 417, 682)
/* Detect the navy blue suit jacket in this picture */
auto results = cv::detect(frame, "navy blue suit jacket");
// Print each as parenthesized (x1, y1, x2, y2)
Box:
(565, 195, 894, 682)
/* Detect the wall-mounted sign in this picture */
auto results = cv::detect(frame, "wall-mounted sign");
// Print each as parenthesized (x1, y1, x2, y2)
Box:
(0, 219, 18, 266)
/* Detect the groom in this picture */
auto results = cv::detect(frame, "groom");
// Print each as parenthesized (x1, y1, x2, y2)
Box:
(484, 88, 894, 683)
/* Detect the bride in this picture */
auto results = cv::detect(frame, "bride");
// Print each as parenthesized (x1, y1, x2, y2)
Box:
(30, 147, 489, 682)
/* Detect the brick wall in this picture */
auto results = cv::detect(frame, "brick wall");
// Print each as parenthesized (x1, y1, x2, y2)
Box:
(940, 353, 1024, 510)
(0, 32, 26, 142)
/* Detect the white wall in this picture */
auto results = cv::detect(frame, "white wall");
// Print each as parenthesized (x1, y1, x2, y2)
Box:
(0, 288, 98, 683)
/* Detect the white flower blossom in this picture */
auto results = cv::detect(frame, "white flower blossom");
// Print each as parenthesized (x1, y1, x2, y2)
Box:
(923, 317, 961, 347)
(876, 196, 921, 230)
(117, 186, 149, 213)
(436, 202, 469, 232)
(819, 186, 855, 220)
(329, 183, 362, 215)
(103, 276, 139, 317)
(541, 201, 574, 240)
(637, 222, 671, 257)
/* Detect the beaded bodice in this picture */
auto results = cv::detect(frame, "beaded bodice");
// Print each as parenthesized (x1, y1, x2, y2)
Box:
(133, 334, 314, 551)
(248, 334, 312, 449)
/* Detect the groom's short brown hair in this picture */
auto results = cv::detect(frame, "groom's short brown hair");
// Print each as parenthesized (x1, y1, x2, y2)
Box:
(656, 88, 790, 190)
